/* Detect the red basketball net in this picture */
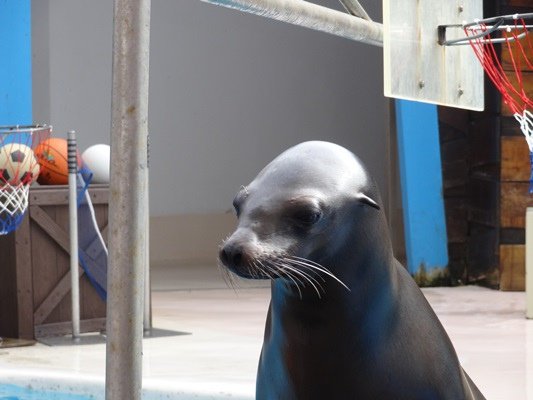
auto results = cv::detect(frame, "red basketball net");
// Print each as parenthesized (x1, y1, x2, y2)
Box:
(464, 17, 533, 148)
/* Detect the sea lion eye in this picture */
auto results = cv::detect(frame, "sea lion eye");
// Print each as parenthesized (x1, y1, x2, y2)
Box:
(233, 199, 241, 217)
(233, 186, 249, 217)
(292, 208, 322, 225)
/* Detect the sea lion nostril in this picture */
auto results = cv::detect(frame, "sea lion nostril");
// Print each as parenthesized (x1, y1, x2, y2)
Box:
(219, 247, 230, 265)
(220, 244, 244, 267)
(232, 251, 243, 266)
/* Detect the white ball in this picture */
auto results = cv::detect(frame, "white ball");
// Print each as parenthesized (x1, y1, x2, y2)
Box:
(82, 144, 110, 184)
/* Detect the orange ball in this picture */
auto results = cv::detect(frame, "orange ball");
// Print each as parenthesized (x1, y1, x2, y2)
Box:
(35, 138, 80, 185)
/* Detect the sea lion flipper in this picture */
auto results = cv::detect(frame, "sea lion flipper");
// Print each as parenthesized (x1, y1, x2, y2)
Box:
(461, 368, 486, 400)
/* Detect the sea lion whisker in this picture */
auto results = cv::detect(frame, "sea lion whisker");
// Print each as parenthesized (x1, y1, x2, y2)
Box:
(282, 261, 325, 288)
(283, 271, 304, 299)
(275, 264, 304, 299)
(274, 261, 307, 287)
(217, 260, 239, 293)
(277, 261, 325, 298)
(284, 258, 327, 283)
(254, 260, 275, 280)
(257, 259, 282, 281)
(246, 262, 256, 279)
(262, 259, 309, 299)
(288, 256, 351, 291)
(217, 237, 240, 290)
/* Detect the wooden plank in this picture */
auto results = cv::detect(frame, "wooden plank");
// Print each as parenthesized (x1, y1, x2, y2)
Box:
(33, 266, 85, 325)
(438, 106, 469, 133)
(504, 1, 532, 7)
(444, 198, 468, 242)
(29, 206, 83, 325)
(501, 182, 533, 228)
(30, 203, 106, 324)
(30, 206, 70, 252)
(501, 71, 533, 116)
(467, 223, 499, 285)
(0, 230, 19, 338)
(29, 187, 69, 205)
(88, 185, 110, 204)
(31, 205, 61, 324)
(441, 138, 468, 163)
(29, 185, 109, 206)
(470, 178, 499, 227)
(469, 115, 499, 169)
(35, 317, 106, 338)
(14, 215, 34, 339)
(501, 37, 533, 72)
(500, 244, 526, 291)
(502, 116, 527, 137)
(500, 228, 525, 245)
(55, 202, 71, 322)
(501, 136, 530, 181)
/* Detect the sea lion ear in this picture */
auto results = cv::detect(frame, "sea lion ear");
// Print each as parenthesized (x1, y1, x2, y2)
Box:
(356, 193, 380, 210)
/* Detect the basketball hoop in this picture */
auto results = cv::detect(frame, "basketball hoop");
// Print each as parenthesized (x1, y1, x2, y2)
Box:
(440, 13, 533, 190)
(0, 125, 52, 234)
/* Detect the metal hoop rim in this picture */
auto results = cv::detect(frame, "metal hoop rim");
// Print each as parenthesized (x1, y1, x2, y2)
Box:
(0, 124, 53, 134)
(438, 12, 533, 46)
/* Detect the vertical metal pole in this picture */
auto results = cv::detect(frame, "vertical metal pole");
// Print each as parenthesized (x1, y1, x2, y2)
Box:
(105, 0, 150, 399)
(144, 133, 152, 332)
(68, 130, 80, 340)
(526, 208, 533, 319)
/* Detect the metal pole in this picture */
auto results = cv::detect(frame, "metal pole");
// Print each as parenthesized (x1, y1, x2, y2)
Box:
(144, 134, 152, 332)
(105, 0, 150, 398)
(68, 130, 80, 341)
(338, 0, 372, 21)
(201, 0, 383, 47)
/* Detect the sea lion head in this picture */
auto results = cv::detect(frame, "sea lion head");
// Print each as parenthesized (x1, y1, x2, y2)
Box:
(218, 141, 387, 296)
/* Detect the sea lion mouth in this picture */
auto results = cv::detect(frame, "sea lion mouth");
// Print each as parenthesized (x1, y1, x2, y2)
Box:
(217, 246, 349, 298)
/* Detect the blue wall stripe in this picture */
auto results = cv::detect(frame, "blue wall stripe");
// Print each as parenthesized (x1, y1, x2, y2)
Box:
(395, 99, 448, 275)
(0, 0, 32, 125)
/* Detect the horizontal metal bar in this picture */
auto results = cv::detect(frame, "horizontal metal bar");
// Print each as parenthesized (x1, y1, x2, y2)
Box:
(201, 0, 383, 47)
(338, 0, 371, 21)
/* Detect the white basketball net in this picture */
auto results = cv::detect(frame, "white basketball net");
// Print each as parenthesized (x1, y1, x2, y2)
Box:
(0, 183, 29, 216)
(515, 110, 533, 151)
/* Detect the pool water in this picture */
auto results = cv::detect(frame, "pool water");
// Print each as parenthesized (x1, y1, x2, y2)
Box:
(0, 384, 93, 400)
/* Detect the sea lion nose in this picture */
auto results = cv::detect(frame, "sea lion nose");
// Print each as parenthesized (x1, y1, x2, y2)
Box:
(219, 242, 244, 267)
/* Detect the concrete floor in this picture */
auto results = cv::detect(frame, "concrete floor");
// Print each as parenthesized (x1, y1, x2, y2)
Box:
(0, 264, 532, 399)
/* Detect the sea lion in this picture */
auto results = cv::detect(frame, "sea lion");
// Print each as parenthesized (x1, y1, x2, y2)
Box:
(218, 141, 485, 400)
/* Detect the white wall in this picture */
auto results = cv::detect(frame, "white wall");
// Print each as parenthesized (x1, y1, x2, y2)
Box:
(32, 0, 389, 263)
